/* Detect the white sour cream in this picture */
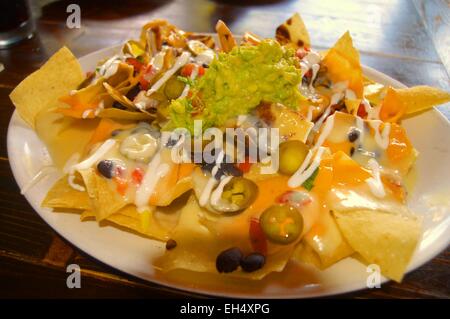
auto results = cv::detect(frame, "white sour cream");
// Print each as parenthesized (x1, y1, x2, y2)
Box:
(135, 152, 170, 212)
(288, 147, 326, 188)
(146, 51, 191, 96)
(369, 120, 391, 149)
(366, 158, 386, 198)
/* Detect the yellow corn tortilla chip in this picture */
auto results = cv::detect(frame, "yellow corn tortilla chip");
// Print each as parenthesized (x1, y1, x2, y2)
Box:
(380, 86, 450, 122)
(303, 210, 354, 268)
(292, 241, 324, 270)
(98, 108, 153, 121)
(58, 62, 135, 118)
(42, 175, 92, 211)
(276, 13, 310, 48)
(322, 31, 364, 98)
(333, 209, 421, 282)
(35, 110, 99, 169)
(81, 206, 171, 241)
(10, 47, 84, 129)
(78, 168, 127, 221)
(156, 194, 294, 280)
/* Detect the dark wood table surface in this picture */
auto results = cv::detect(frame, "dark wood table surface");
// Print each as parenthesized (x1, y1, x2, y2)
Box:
(0, 0, 448, 299)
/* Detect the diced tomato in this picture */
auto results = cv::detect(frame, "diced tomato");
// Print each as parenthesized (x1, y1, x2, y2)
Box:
(197, 65, 205, 76)
(296, 48, 307, 59)
(181, 63, 205, 77)
(126, 57, 143, 72)
(139, 65, 153, 90)
(304, 69, 312, 78)
(132, 168, 144, 185)
(237, 157, 252, 173)
(114, 177, 128, 196)
(249, 218, 267, 255)
(357, 102, 368, 118)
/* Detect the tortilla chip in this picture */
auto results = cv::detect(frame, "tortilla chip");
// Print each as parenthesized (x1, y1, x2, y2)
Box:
(333, 209, 421, 282)
(35, 111, 99, 169)
(322, 31, 364, 98)
(215, 20, 237, 53)
(82, 205, 170, 240)
(87, 117, 135, 147)
(10, 47, 84, 129)
(303, 210, 354, 268)
(275, 13, 310, 48)
(149, 165, 195, 207)
(364, 82, 386, 106)
(270, 103, 314, 143)
(78, 168, 127, 221)
(42, 175, 92, 210)
(156, 194, 293, 279)
(58, 62, 134, 118)
(98, 108, 153, 121)
(292, 241, 324, 270)
(380, 86, 450, 122)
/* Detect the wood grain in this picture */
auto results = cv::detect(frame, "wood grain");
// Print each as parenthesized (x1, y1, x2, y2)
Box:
(0, 0, 448, 299)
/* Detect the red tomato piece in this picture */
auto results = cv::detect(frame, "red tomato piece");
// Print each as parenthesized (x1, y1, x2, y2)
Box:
(181, 64, 205, 77)
(357, 102, 368, 118)
(126, 57, 143, 72)
(237, 157, 252, 173)
(249, 218, 268, 255)
(132, 168, 144, 185)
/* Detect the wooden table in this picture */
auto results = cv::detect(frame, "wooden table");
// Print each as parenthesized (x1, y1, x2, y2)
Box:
(0, 0, 448, 298)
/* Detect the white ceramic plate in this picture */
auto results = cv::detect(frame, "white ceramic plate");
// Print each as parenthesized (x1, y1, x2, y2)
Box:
(7, 45, 450, 298)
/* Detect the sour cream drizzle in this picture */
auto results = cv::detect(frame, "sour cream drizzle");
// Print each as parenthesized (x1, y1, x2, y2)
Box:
(199, 150, 225, 207)
(67, 139, 117, 191)
(135, 152, 170, 212)
(300, 52, 321, 77)
(355, 116, 365, 141)
(288, 147, 326, 188)
(210, 175, 233, 206)
(146, 51, 191, 96)
(369, 120, 391, 149)
(366, 158, 386, 198)
(72, 139, 116, 172)
(179, 64, 199, 99)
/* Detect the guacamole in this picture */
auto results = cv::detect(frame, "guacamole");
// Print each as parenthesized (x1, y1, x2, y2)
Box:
(168, 39, 303, 132)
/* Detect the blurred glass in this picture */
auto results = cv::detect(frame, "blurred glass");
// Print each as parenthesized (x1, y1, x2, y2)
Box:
(0, 0, 35, 49)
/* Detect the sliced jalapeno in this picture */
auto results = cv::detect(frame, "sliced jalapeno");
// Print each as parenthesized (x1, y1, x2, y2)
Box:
(278, 140, 309, 175)
(260, 204, 303, 245)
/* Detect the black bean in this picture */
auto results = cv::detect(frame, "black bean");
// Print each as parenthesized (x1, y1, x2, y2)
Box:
(240, 253, 266, 272)
(97, 160, 115, 179)
(202, 63, 209, 68)
(216, 247, 243, 273)
(111, 129, 122, 137)
(112, 101, 127, 110)
(165, 239, 177, 250)
(125, 85, 141, 100)
(348, 128, 360, 142)
(220, 163, 243, 178)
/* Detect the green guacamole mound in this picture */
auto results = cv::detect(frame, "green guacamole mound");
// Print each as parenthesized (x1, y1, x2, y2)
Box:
(167, 39, 303, 132)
